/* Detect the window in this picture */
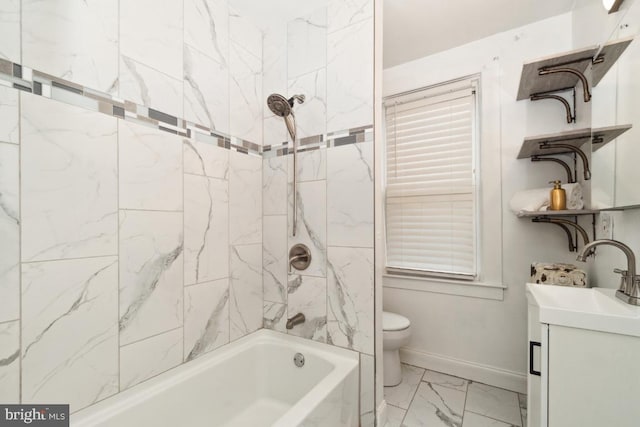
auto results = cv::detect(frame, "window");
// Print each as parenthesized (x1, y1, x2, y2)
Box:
(384, 77, 479, 280)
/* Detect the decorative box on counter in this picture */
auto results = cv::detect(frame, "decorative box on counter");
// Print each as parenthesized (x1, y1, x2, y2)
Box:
(530, 262, 588, 287)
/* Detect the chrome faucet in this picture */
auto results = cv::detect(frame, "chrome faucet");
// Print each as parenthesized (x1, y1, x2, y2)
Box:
(286, 313, 305, 329)
(576, 239, 640, 306)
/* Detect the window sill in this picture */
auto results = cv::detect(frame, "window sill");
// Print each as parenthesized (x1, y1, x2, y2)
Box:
(383, 273, 506, 301)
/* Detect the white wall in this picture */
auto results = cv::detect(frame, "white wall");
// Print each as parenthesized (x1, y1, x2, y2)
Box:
(381, 13, 593, 392)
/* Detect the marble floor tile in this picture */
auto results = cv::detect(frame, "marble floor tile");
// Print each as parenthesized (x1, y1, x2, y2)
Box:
(465, 383, 522, 427)
(402, 382, 465, 427)
(386, 405, 407, 427)
(518, 393, 527, 426)
(463, 412, 518, 427)
(423, 370, 469, 393)
(360, 354, 375, 422)
(384, 364, 425, 409)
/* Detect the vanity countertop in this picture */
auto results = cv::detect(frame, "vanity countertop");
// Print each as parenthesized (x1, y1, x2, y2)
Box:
(526, 283, 640, 337)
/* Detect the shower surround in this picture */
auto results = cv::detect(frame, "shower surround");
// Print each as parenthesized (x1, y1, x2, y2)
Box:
(0, 0, 374, 424)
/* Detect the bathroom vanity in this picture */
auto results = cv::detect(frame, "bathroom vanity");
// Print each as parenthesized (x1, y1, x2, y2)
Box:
(526, 283, 640, 427)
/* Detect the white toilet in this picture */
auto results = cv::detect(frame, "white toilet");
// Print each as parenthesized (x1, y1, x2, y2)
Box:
(382, 311, 411, 386)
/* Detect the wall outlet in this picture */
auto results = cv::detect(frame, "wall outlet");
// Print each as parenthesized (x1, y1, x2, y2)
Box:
(599, 213, 614, 239)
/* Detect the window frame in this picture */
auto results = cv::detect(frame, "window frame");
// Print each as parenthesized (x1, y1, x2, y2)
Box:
(382, 75, 481, 281)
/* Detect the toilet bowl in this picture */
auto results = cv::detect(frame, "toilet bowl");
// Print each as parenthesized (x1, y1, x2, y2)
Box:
(383, 311, 411, 386)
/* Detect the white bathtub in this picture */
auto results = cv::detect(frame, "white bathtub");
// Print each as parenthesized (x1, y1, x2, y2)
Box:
(72, 329, 359, 426)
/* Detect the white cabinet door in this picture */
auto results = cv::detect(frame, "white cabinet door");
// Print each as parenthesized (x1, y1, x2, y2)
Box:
(548, 325, 640, 427)
(527, 303, 548, 427)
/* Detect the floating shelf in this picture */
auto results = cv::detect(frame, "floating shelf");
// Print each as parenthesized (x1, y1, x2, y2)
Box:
(516, 46, 598, 101)
(516, 209, 600, 218)
(517, 128, 591, 158)
(591, 124, 633, 151)
(592, 36, 634, 87)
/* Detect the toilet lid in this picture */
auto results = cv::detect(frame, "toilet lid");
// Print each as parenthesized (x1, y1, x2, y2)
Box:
(383, 311, 410, 331)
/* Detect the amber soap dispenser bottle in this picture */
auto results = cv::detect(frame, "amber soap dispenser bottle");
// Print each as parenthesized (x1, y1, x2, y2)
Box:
(549, 180, 567, 210)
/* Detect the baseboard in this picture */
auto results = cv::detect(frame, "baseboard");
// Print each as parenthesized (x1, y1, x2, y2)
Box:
(399, 347, 527, 394)
(376, 400, 388, 427)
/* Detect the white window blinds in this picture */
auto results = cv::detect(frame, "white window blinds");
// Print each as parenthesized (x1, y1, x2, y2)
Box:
(384, 80, 478, 279)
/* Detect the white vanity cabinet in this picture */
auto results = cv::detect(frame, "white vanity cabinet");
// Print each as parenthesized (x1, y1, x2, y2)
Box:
(526, 283, 640, 427)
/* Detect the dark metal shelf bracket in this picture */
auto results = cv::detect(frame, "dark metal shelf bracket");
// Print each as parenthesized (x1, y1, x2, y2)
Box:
(531, 217, 592, 252)
(530, 90, 576, 123)
(531, 156, 576, 183)
(539, 142, 591, 180)
(538, 66, 592, 102)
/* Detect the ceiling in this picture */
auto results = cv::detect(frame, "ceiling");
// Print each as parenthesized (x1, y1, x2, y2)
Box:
(383, 0, 577, 68)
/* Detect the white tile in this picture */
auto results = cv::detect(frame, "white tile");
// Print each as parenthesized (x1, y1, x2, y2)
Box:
(289, 180, 327, 277)
(327, 141, 374, 247)
(360, 354, 375, 422)
(423, 370, 469, 393)
(327, 247, 374, 354)
(21, 95, 118, 262)
(229, 152, 262, 245)
(263, 301, 287, 333)
(263, 29, 289, 146)
(229, 42, 263, 143)
(287, 275, 326, 342)
(22, 0, 118, 92)
(287, 8, 327, 78)
(326, 19, 373, 132)
(263, 215, 288, 304)
(384, 364, 425, 409)
(119, 210, 184, 346)
(120, 0, 183, 80)
(118, 120, 183, 211)
(0, 79, 19, 144)
(287, 68, 327, 139)
(518, 393, 527, 426)
(465, 383, 523, 427)
(230, 244, 263, 340)
(0, 320, 20, 403)
(183, 139, 229, 179)
(402, 382, 465, 427)
(21, 257, 119, 411)
(263, 156, 288, 216)
(229, 10, 263, 59)
(0, 143, 19, 322)
(119, 56, 184, 118)
(184, 279, 229, 361)
(386, 405, 407, 427)
(463, 412, 517, 427)
(289, 148, 326, 183)
(0, 0, 20, 63)
(120, 328, 183, 390)
(184, 174, 229, 285)
(184, 44, 230, 134)
(328, 0, 373, 33)
(264, 113, 289, 146)
(184, 0, 229, 65)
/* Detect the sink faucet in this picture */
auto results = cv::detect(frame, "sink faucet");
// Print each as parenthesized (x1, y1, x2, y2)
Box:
(576, 239, 640, 306)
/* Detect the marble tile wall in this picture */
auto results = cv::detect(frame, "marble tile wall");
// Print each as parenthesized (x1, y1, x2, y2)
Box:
(260, 2, 375, 424)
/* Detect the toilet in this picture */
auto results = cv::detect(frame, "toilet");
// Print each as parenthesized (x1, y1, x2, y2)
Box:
(382, 311, 411, 386)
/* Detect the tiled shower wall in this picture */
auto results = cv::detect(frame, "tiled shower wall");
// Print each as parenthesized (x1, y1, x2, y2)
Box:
(0, 0, 265, 412)
(260, 1, 376, 424)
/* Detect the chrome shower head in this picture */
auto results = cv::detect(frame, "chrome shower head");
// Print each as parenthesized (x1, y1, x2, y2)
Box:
(267, 93, 306, 117)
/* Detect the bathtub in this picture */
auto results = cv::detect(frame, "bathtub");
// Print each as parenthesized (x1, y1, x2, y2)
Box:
(72, 329, 360, 426)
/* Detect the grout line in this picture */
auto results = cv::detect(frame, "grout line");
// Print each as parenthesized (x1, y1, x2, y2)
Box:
(20, 254, 120, 265)
(120, 325, 183, 349)
(465, 409, 522, 427)
(17, 84, 22, 405)
(116, 69, 121, 392)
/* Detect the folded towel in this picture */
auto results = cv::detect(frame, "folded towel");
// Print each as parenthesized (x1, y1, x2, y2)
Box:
(531, 263, 588, 287)
(509, 183, 584, 214)
(509, 188, 550, 214)
(564, 183, 584, 210)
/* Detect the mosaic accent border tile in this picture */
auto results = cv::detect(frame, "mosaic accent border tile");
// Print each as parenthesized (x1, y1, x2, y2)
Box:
(0, 58, 371, 158)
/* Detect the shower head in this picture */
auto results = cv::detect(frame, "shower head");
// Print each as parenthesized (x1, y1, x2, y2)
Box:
(267, 93, 305, 117)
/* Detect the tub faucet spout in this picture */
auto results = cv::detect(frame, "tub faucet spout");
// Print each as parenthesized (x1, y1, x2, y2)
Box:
(286, 313, 305, 329)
